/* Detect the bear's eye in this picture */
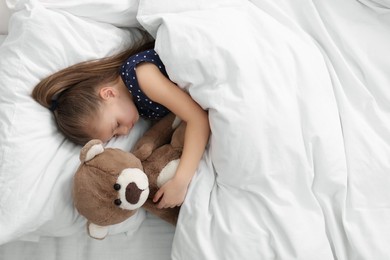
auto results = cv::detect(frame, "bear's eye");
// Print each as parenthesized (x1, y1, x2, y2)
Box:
(114, 199, 122, 206)
(113, 183, 121, 191)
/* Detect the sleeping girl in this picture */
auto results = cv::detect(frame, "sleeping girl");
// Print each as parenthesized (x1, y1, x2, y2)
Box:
(32, 33, 210, 210)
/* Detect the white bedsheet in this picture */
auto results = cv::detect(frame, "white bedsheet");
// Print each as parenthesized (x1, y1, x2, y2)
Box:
(138, 0, 390, 259)
(0, 213, 175, 260)
(1, 0, 390, 259)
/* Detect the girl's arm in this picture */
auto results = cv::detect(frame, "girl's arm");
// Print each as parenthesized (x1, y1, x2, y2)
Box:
(136, 62, 210, 208)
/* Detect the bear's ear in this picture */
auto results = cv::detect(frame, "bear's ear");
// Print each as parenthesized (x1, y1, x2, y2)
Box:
(87, 221, 109, 240)
(80, 139, 104, 163)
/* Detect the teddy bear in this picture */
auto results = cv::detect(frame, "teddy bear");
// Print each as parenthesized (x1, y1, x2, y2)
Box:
(72, 113, 184, 239)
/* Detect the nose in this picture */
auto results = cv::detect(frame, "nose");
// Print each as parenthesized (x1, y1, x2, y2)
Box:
(125, 182, 143, 204)
(117, 125, 130, 136)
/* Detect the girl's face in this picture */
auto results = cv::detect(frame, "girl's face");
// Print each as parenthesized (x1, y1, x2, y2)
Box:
(89, 78, 139, 143)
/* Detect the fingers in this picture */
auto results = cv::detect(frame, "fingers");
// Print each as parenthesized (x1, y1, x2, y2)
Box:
(153, 183, 185, 208)
(153, 188, 163, 203)
(157, 201, 181, 209)
(154, 190, 183, 209)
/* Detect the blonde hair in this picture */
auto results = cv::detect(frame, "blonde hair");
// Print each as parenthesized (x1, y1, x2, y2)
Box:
(32, 32, 154, 145)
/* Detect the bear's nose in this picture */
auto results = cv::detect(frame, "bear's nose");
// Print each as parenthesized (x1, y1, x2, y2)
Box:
(125, 182, 143, 204)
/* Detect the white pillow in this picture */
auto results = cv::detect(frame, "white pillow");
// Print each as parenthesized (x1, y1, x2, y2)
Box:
(6, 0, 141, 27)
(0, 2, 148, 244)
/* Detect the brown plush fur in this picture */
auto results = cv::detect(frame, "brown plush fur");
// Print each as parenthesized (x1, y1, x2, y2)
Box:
(74, 148, 143, 226)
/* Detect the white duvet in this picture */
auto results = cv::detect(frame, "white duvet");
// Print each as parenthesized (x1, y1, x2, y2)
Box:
(1, 0, 390, 259)
(138, 0, 390, 259)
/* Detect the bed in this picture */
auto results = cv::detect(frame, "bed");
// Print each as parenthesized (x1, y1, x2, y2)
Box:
(1, 0, 390, 259)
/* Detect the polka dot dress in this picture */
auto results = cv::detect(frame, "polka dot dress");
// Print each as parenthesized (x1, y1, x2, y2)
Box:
(120, 49, 170, 120)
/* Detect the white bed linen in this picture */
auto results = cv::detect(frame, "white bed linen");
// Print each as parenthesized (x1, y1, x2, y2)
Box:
(249, 1, 390, 259)
(1, 0, 390, 259)
(37, 0, 141, 27)
(137, 0, 390, 259)
(0, 213, 174, 260)
(139, 1, 340, 259)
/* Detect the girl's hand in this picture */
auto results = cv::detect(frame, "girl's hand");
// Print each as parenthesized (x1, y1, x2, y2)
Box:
(153, 177, 189, 209)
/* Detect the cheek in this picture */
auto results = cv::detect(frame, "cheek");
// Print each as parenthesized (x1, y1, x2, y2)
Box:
(121, 100, 139, 123)
(129, 101, 139, 118)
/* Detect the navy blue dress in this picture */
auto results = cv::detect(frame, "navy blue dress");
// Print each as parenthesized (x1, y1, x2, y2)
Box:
(120, 49, 171, 120)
